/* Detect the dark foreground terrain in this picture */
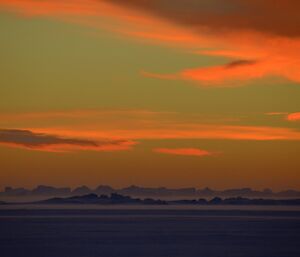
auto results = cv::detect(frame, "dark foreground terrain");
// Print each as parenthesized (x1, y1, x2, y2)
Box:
(0, 207, 300, 257)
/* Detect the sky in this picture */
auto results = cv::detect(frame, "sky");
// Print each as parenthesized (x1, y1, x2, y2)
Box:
(0, 0, 300, 190)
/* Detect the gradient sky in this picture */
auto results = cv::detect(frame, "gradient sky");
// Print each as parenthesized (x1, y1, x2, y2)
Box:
(0, 0, 300, 190)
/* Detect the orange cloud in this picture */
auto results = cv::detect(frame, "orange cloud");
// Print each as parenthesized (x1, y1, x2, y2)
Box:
(154, 148, 214, 157)
(2, 110, 300, 143)
(1, 0, 300, 86)
(265, 112, 300, 122)
(265, 112, 289, 116)
(10, 122, 300, 153)
(287, 112, 300, 122)
(144, 35, 300, 86)
(106, 0, 300, 38)
(30, 125, 300, 142)
(2, 108, 300, 154)
(107, 0, 300, 86)
(0, 0, 245, 45)
(144, 60, 272, 87)
(0, 129, 136, 153)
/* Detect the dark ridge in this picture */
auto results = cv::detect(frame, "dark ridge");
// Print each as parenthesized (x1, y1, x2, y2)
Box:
(6, 194, 299, 206)
(37, 193, 167, 205)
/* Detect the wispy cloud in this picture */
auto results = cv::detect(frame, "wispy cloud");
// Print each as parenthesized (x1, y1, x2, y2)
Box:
(2, 110, 300, 144)
(144, 44, 300, 87)
(265, 112, 300, 122)
(108, 0, 300, 86)
(144, 59, 273, 87)
(24, 124, 300, 142)
(1, 0, 300, 87)
(1, 109, 300, 154)
(287, 112, 300, 122)
(225, 60, 257, 69)
(154, 148, 215, 157)
(265, 112, 289, 116)
(0, 129, 136, 152)
(106, 0, 300, 38)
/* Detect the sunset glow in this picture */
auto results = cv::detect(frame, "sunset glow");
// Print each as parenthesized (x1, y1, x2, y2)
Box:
(0, 0, 300, 190)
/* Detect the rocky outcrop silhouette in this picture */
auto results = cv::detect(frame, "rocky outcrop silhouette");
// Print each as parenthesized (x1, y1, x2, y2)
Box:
(32, 185, 71, 196)
(72, 186, 92, 195)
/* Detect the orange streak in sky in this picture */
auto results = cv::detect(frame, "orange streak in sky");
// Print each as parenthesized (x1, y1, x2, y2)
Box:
(0, 109, 168, 122)
(148, 36, 300, 86)
(2, 109, 300, 144)
(0, 140, 136, 153)
(4, 124, 300, 153)
(30, 125, 300, 141)
(2, 108, 300, 153)
(154, 148, 214, 157)
(287, 112, 300, 122)
(0, 0, 300, 86)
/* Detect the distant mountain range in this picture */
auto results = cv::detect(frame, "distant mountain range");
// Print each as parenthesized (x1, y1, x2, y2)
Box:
(2, 193, 300, 206)
(1, 185, 300, 199)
